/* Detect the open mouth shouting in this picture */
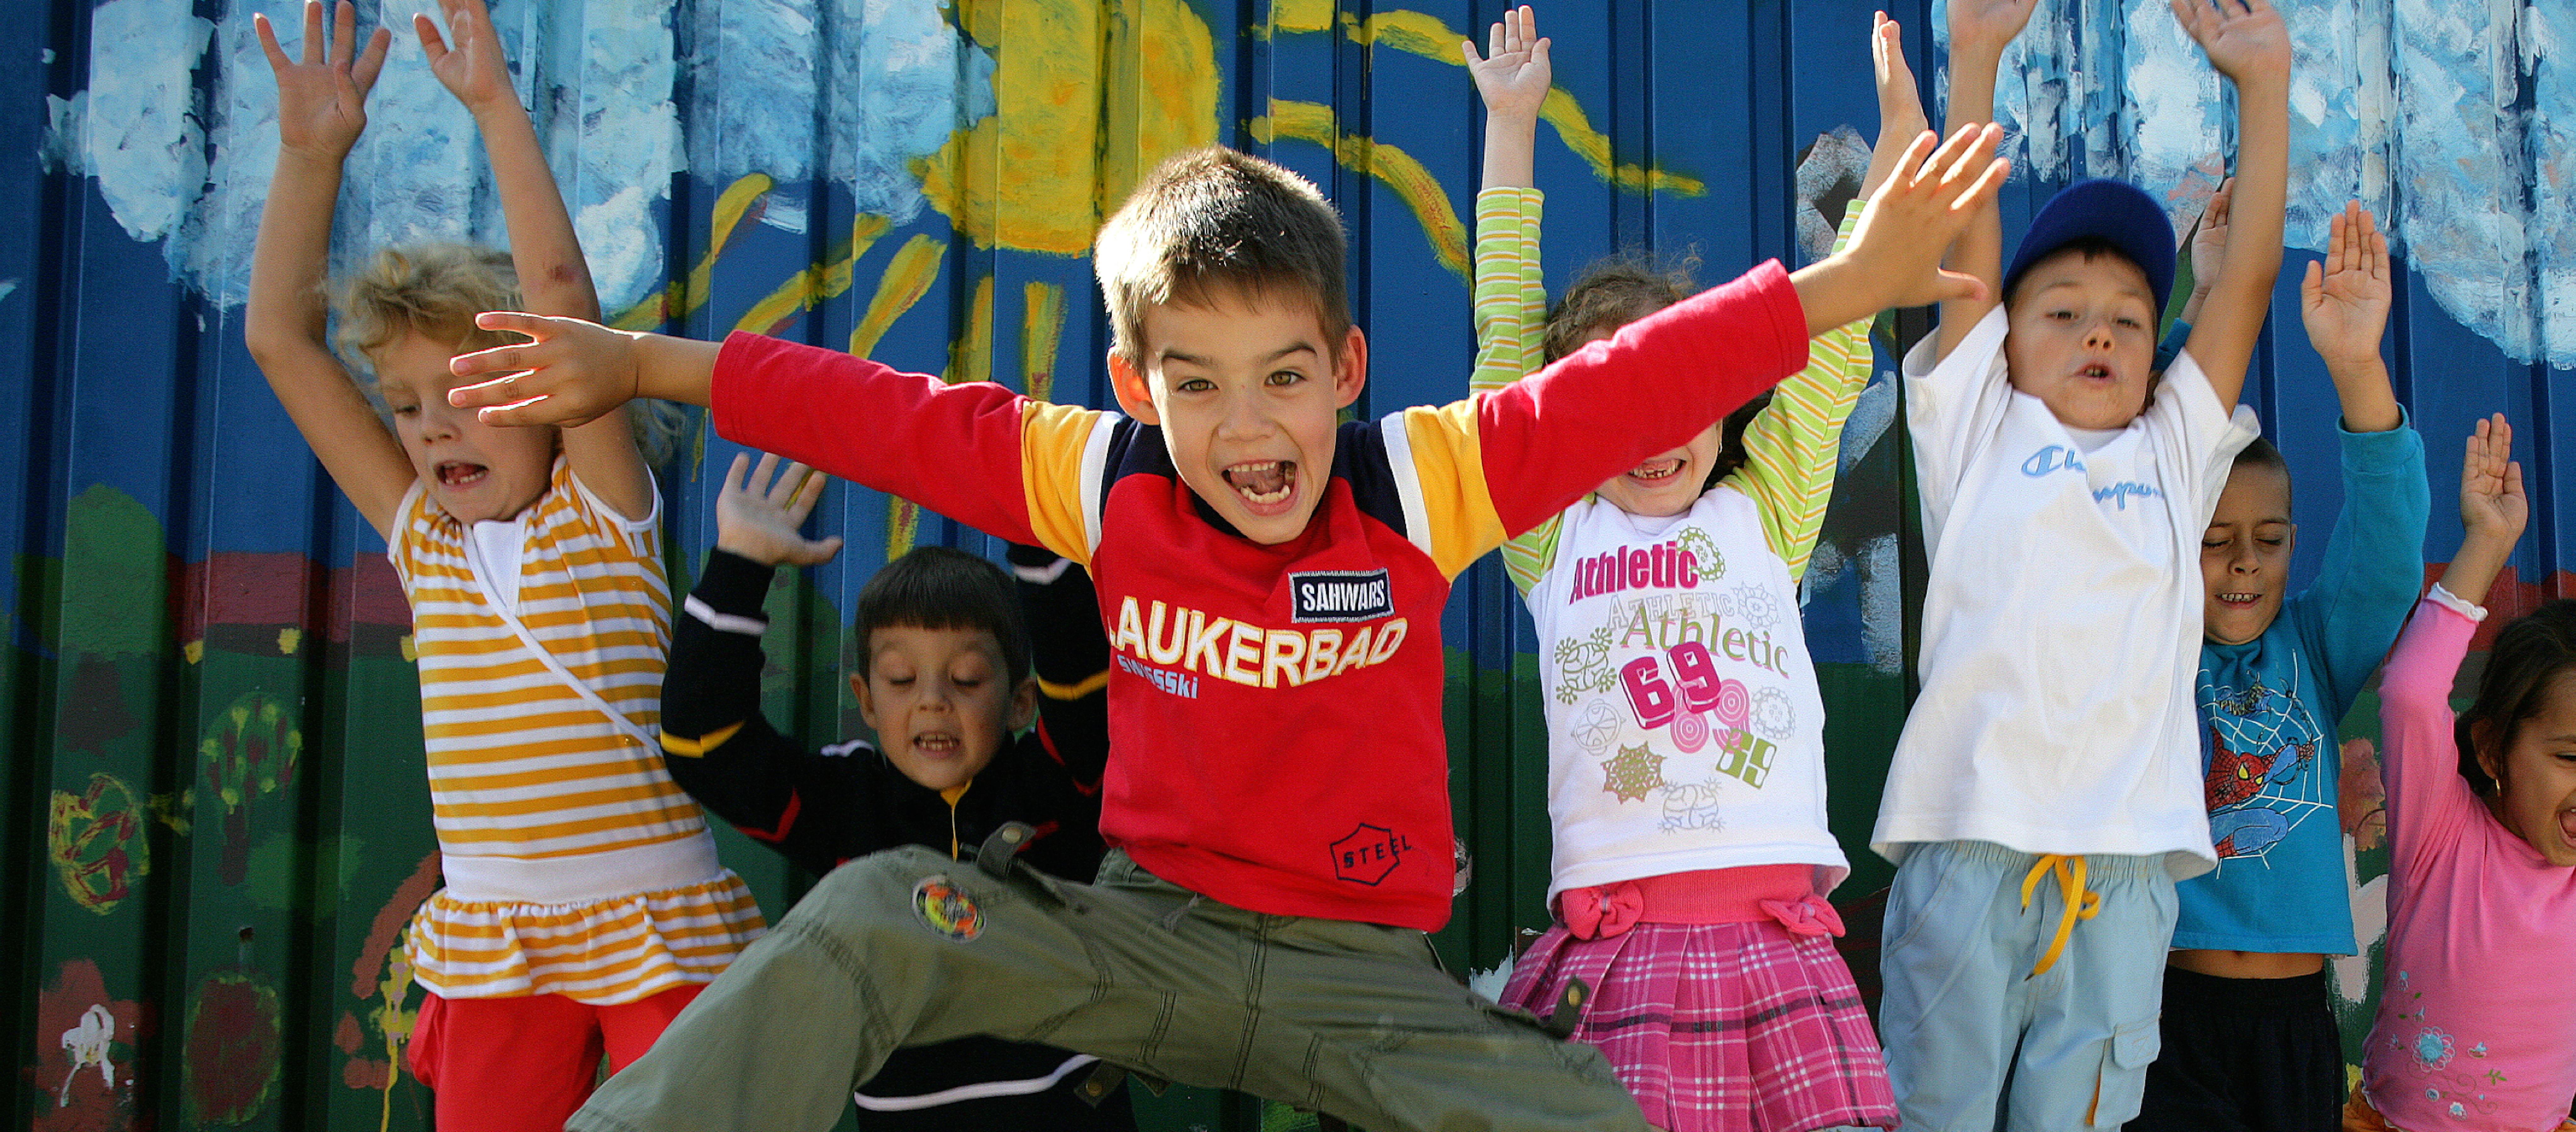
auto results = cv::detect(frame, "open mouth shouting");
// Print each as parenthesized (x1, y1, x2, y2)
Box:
(1224, 460, 1298, 513)
(2559, 806, 2576, 850)
(912, 730, 961, 759)
(436, 460, 491, 489)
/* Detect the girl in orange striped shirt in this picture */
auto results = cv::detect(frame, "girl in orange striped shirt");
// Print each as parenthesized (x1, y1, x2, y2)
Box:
(242, 4, 761, 1127)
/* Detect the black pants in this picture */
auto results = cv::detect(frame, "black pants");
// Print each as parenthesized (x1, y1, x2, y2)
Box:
(2127, 965, 2344, 1132)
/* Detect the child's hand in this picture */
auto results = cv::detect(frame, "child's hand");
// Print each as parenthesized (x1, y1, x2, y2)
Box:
(1461, 5, 1551, 123)
(2299, 201, 2392, 372)
(417, 0, 516, 115)
(1834, 123, 2012, 311)
(447, 312, 642, 426)
(2460, 414, 2528, 547)
(2173, 0, 2290, 88)
(1948, 0, 2040, 56)
(716, 454, 843, 568)
(1860, 12, 1930, 198)
(2189, 177, 2232, 300)
(256, 0, 391, 161)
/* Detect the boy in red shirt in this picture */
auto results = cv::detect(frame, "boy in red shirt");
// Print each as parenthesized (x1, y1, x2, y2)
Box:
(447, 132, 2007, 1131)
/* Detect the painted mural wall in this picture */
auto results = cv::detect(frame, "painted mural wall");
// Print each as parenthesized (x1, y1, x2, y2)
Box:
(3, 1, 2567, 1129)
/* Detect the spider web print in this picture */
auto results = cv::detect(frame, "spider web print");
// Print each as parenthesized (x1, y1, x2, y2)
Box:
(2201, 662, 2332, 869)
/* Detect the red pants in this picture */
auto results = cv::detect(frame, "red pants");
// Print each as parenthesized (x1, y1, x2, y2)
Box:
(409, 985, 703, 1132)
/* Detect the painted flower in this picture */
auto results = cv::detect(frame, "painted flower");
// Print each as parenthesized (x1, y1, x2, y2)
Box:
(2413, 1026, 2456, 1071)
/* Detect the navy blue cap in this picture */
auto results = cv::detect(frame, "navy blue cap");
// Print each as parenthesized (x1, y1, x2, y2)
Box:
(2002, 178, 2176, 315)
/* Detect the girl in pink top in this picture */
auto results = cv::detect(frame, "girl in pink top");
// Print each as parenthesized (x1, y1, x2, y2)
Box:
(2357, 414, 2576, 1132)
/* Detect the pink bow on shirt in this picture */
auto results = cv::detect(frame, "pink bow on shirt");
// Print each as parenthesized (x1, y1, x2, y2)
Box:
(1562, 881, 1645, 940)
(1759, 894, 1845, 937)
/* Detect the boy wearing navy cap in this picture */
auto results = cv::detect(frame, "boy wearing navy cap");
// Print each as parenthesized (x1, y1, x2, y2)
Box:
(1869, 1, 2290, 1129)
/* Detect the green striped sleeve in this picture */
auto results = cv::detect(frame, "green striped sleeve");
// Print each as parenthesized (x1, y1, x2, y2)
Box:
(1469, 186, 1561, 596)
(1725, 206, 1872, 582)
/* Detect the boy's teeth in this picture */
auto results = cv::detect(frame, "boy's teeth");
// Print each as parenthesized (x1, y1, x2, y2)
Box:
(1227, 461, 1294, 504)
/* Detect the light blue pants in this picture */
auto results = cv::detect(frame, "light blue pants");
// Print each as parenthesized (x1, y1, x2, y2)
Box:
(1876, 840, 2176, 1132)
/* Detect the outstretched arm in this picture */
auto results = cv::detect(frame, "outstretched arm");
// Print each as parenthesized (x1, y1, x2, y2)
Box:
(1464, 5, 1560, 595)
(1790, 122, 2010, 335)
(2297, 200, 2401, 433)
(421, 0, 652, 519)
(2439, 415, 2527, 609)
(242, 1, 410, 540)
(2174, 0, 2291, 409)
(1930, 0, 2039, 363)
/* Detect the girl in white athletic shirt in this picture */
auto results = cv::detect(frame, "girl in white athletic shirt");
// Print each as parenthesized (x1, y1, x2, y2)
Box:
(1464, 10, 1919, 1128)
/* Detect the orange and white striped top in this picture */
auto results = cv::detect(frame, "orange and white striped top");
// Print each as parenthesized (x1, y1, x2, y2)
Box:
(389, 456, 762, 1004)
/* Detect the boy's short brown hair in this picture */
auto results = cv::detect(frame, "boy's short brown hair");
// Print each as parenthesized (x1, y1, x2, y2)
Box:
(1093, 147, 1351, 366)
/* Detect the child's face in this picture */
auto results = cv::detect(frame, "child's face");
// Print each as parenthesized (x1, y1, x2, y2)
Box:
(852, 623, 1035, 794)
(2002, 250, 2159, 430)
(1566, 313, 1723, 519)
(374, 330, 557, 524)
(2201, 462, 2295, 645)
(2475, 672, 2576, 867)
(1109, 290, 1366, 545)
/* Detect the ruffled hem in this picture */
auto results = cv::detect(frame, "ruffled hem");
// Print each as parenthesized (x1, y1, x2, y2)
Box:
(405, 868, 765, 1005)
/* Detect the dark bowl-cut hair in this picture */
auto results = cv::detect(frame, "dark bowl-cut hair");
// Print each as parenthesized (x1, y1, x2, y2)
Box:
(1543, 249, 1762, 486)
(1094, 146, 1351, 367)
(2455, 599, 2576, 795)
(855, 546, 1031, 689)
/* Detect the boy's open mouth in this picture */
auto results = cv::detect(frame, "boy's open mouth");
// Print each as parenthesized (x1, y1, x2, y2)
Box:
(912, 731, 959, 757)
(2215, 591, 2263, 609)
(1627, 458, 1686, 483)
(2078, 363, 2113, 381)
(436, 461, 489, 488)
(1224, 460, 1297, 510)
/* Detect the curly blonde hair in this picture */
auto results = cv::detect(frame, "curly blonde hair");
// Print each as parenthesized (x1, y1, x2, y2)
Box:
(334, 242, 688, 466)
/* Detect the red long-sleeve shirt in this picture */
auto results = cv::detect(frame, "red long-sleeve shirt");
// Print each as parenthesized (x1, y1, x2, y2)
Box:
(710, 262, 1808, 929)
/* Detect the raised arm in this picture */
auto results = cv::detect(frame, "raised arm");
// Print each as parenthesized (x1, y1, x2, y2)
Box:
(2174, 0, 2290, 408)
(2297, 201, 2402, 433)
(1006, 544, 1112, 790)
(1930, 0, 2039, 363)
(242, 1, 411, 540)
(420, 0, 652, 520)
(1789, 122, 2008, 336)
(659, 455, 860, 878)
(1463, 4, 1560, 596)
(2438, 415, 2527, 610)
(1729, 13, 1928, 578)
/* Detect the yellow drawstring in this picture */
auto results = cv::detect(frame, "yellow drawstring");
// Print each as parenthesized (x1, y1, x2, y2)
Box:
(941, 784, 971, 858)
(2019, 854, 2100, 977)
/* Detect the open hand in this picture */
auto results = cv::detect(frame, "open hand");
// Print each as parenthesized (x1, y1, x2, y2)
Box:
(717, 454, 843, 568)
(2299, 201, 2391, 371)
(1462, 6, 1552, 122)
(1844, 123, 2013, 308)
(1948, 0, 2040, 56)
(1862, 12, 1930, 198)
(2460, 414, 2528, 547)
(446, 312, 640, 427)
(2173, 0, 2289, 87)
(417, 0, 516, 114)
(256, 0, 390, 161)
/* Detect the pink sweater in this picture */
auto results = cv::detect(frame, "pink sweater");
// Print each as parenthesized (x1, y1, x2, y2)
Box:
(2366, 592, 2576, 1131)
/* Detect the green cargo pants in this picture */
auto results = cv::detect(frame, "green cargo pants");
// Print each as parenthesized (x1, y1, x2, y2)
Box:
(568, 846, 1650, 1132)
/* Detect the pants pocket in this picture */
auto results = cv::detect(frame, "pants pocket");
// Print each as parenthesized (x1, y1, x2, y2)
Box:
(2090, 1015, 2162, 1126)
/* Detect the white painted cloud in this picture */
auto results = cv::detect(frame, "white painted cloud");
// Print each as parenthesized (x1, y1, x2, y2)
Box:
(685, 0, 993, 224)
(83, 0, 212, 242)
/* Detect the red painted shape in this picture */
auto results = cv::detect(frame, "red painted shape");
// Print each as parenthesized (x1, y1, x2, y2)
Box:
(351, 853, 443, 999)
(2421, 566, 2576, 652)
(28, 959, 148, 1132)
(170, 551, 413, 647)
(185, 972, 282, 1125)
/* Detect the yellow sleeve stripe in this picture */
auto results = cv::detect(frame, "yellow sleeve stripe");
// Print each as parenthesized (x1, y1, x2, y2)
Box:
(1020, 401, 1106, 565)
(658, 720, 745, 758)
(1467, 187, 1561, 597)
(1728, 208, 1874, 582)
(1039, 668, 1110, 701)
(1392, 402, 1508, 579)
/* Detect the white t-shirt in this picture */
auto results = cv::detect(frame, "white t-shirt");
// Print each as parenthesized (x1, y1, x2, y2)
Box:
(1530, 487, 1845, 904)
(1874, 306, 2257, 878)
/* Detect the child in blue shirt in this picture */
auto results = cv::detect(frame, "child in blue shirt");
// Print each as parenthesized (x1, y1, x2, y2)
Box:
(2133, 203, 2429, 1132)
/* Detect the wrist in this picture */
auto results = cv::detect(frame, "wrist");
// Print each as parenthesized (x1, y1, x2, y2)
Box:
(697, 547, 780, 613)
(275, 144, 353, 173)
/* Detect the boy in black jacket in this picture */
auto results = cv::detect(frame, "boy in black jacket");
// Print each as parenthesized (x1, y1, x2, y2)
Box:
(657, 452, 1129, 1130)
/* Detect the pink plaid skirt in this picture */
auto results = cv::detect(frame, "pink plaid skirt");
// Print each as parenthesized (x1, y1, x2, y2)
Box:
(1501, 917, 1897, 1132)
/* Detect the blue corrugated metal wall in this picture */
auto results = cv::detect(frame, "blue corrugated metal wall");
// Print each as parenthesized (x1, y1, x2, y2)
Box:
(4, 1, 2568, 1129)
